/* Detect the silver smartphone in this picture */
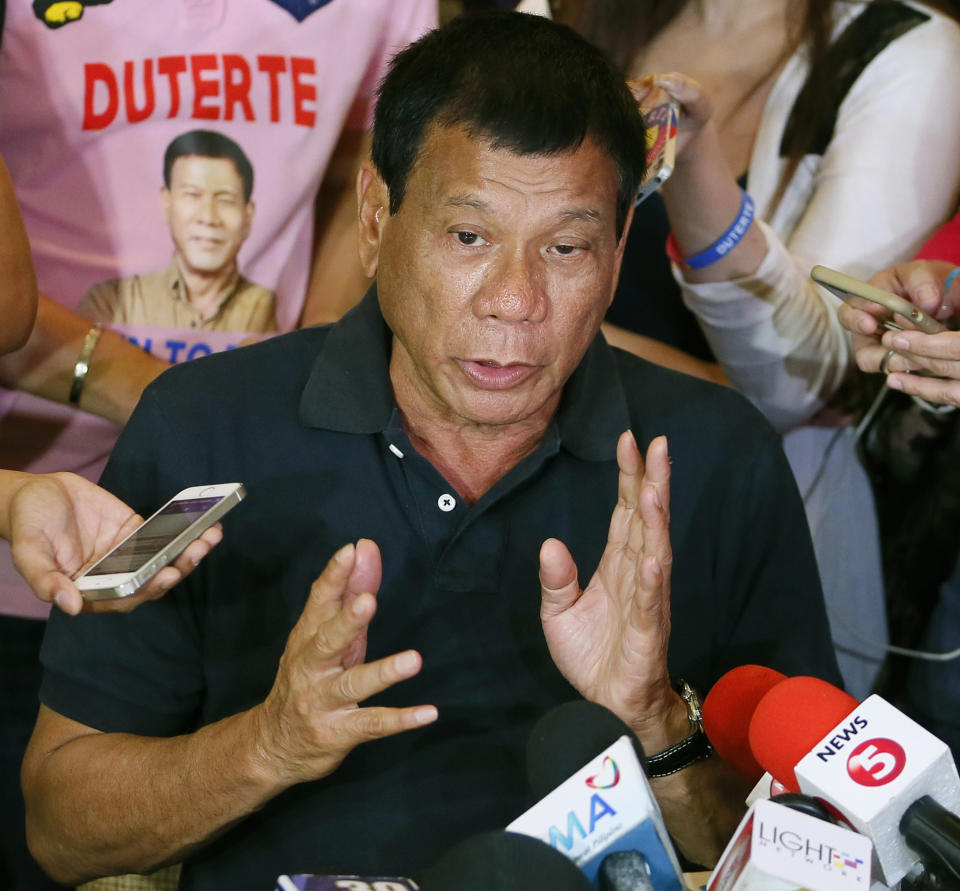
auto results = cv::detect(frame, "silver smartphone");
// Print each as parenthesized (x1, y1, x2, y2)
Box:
(635, 92, 679, 206)
(811, 264, 945, 334)
(75, 483, 245, 600)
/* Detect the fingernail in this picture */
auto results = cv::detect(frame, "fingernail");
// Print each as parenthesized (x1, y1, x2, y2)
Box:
(54, 591, 76, 615)
(891, 336, 909, 350)
(396, 650, 418, 673)
(334, 543, 354, 565)
(887, 375, 903, 390)
(651, 488, 663, 510)
(415, 706, 438, 725)
(351, 595, 367, 616)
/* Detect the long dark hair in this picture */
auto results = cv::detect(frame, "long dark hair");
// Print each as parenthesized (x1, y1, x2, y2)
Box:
(554, 0, 957, 202)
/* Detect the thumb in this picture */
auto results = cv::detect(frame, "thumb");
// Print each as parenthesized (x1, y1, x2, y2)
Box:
(11, 540, 84, 615)
(539, 538, 581, 619)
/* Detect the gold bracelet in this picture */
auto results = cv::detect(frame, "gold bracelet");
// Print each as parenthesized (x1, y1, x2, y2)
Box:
(68, 324, 103, 406)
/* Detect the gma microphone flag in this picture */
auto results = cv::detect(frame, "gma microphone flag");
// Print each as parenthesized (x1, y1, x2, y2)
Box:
(507, 735, 683, 887)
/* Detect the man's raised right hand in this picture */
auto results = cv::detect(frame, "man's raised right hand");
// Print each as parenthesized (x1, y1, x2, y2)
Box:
(253, 538, 437, 786)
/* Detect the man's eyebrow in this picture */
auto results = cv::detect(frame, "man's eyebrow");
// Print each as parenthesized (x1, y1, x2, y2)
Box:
(441, 196, 604, 225)
(442, 195, 490, 211)
(558, 207, 603, 225)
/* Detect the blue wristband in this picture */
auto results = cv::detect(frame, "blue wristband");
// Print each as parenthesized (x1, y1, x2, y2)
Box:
(682, 190, 756, 270)
(945, 267, 960, 294)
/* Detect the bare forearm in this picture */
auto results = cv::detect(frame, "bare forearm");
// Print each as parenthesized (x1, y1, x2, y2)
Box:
(630, 694, 746, 865)
(0, 295, 168, 424)
(23, 706, 285, 884)
(0, 155, 38, 354)
(300, 131, 373, 327)
(660, 125, 766, 284)
(653, 757, 749, 866)
(601, 322, 727, 385)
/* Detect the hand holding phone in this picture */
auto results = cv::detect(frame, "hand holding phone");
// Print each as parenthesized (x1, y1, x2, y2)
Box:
(812, 264, 945, 334)
(75, 483, 245, 600)
(635, 89, 679, 205)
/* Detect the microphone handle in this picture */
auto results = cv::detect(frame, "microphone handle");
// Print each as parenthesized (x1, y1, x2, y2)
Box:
(900, 795, 960, 884)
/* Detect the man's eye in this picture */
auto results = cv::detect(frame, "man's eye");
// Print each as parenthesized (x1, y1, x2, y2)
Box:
(456, 231, 483, 245)
(553, 244, 579, 255)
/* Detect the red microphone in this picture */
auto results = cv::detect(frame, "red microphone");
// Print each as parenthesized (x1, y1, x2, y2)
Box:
(701, 664, 787, 782)
(747, 675, 858, 793)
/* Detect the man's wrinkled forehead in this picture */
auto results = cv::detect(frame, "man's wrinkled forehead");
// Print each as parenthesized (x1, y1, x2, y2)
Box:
(404, 124, 619, 224)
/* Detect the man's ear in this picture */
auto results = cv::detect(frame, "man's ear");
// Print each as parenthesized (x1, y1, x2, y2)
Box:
(161, 187, 172, 226)
(357, 161, 389, 279)
(242, 200, 255, 242)
(609, 200, 636, 307)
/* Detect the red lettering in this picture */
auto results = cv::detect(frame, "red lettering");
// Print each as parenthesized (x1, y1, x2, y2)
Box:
(190, 54, 220, 120)
(157, 55, 187, 118)
(290, 57, 316, 128)
(124, 59, 155, 124)
(222, 54, 254, 122)
(83, 62, 118, 130)
(257, 55, 287, 123)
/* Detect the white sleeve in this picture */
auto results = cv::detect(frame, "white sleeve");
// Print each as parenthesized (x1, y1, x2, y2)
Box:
(679, 10, 960, 431)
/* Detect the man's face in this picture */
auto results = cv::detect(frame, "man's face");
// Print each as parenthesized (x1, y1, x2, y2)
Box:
(368, 125, 630, 432)
(163, 156, 253, 277)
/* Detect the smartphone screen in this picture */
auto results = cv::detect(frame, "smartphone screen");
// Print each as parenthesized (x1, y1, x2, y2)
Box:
(83, 496, 224, 577)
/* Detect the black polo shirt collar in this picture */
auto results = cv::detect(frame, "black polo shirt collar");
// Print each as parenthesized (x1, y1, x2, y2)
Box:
(299, 286, 631, 462)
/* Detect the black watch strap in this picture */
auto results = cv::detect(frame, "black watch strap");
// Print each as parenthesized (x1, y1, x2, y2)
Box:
(646, 730, 713, 778)
(646, 678, 714, 779)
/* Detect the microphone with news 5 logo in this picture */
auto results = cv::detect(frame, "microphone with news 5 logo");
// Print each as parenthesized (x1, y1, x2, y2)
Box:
(701, 666, 960, 890)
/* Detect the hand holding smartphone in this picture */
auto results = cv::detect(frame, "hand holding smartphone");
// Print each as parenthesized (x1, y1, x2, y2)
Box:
(635, 90, 679, 206)
(76, 483, 245, 600)
(811, 264, 945, 334)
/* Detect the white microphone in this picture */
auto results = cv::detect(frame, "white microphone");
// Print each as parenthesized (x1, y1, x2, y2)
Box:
(748, 677, 960, 886)
(507, 700, 685, 889)
(707, 798, 873, 891)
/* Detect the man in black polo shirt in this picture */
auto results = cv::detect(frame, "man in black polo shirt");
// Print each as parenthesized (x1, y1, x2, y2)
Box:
(23, 13, 839, 890)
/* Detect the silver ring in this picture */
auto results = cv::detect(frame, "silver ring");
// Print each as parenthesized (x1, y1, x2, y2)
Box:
(879, 349, 896, 376)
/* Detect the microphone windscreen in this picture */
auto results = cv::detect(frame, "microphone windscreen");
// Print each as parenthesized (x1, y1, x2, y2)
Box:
(416, 830, 594, 891)
(525, 700, 646, 798)
(701, 664, 787, 781)
(748, 676, 858, 792)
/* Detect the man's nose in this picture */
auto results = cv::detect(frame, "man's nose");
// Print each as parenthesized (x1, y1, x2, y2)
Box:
(196, 195, 221, 224)
(475, 249, 547, 323)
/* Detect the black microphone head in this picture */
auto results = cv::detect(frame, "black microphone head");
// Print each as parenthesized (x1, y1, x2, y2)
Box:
(770, 792, 840, 825)
(415, 830, 594, 891)
(597, 850, 655, 891)
(526, 700, 646, 799)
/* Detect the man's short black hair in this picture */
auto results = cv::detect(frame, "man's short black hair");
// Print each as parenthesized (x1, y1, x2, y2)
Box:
(163, 129, 254, 203)
(372, 12, 647, 239)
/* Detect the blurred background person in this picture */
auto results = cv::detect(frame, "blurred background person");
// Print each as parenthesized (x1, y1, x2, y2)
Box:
(839, 252, 960, 765)
(0, 4, 435, 887)
(537, 0, 960, 700)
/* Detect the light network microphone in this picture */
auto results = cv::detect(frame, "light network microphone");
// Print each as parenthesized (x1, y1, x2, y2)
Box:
(507, 700, 685, 889)
(706, 797, 873, 890)
(748, 676, 960, 886)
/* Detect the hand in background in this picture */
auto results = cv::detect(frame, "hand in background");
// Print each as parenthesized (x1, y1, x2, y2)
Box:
(3, 471, 221, 614)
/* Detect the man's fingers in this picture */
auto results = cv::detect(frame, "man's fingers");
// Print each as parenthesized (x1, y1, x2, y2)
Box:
(326, 648, 424, 708)
(305, 590, 378, 671)
(298, 543, 357, 635)
(344, 538, 382, 608)
(539, 538, 581, 618)
(340, 702, 439, 744)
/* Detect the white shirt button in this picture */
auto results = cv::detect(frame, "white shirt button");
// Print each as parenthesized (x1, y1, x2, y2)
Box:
(437, 493, 456, 512)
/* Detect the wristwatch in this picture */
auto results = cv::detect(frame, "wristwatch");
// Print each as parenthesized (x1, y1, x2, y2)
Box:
(646, 678, 714, 779)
